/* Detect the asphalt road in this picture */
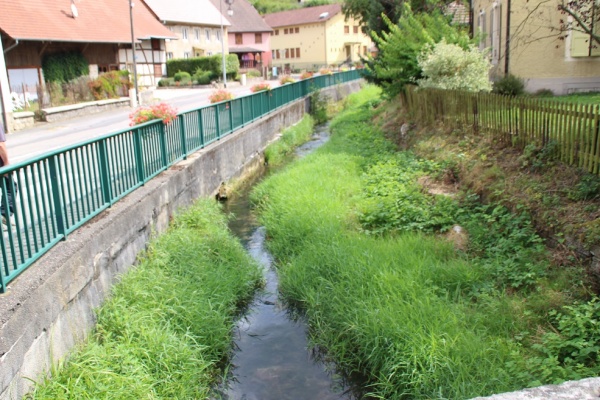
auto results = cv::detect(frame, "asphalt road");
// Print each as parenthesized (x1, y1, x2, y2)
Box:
(8, 79, 281, 164)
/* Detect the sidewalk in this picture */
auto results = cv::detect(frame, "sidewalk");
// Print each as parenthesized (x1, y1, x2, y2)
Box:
(8, 79, 280, 164)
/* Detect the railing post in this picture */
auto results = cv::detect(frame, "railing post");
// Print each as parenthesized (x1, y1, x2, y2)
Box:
(240, 97, 245, 127)
(159, 122, 168, 168)
(198, 109, 205, 148)
(132, 126, 146, 184)
(97, 140, 113, 206)
(228, 101, 234, 133)
(215, 105, 221, 140)
(48, 155, 67, 239)
(179, 115, 188, 159)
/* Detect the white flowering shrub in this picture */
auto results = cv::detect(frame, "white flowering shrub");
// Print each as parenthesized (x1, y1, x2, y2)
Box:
(417, 40, 493, 92)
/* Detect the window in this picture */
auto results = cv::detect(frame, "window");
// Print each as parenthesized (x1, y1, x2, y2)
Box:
(182, 27, 188, 40)
(344, 25, 349, 34)
(275, 29, 279, 35)
(571, 11, 600, 57)
(167, 52, 174, 60)
(151, 38, 160, 50)
(363, 45, 367, 55)
(290, 48, 295, 58)
(296, 47, 300, 58)
(206, 29, 211, 41)
(353, 26, 359, 34)
(195, 29, 200, 41)
(295, 27, 299, 33)
(235, 33, 243, 44)
(489, 2, 501, 65)
(284, 28, 289, 34)
(478, 10, 486, 51)
(285, 48, 289, 58)
(216, 29, 221, 42)
(184, 52, 190, 59)
(255, 33, 262, 44)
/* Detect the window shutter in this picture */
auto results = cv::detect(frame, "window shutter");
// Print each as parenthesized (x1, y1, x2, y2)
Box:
(571, 28, 592, 57)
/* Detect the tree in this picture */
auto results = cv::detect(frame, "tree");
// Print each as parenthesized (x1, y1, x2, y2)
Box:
(365, 5, 473, 98)
(342, 0, 442, 35)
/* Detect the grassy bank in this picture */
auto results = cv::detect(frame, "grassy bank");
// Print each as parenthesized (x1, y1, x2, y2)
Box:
(251, 85, 600, 398)
(27, 200, 262, 399)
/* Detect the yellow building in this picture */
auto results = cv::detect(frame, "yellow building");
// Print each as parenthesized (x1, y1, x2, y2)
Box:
(472, 0, 600, 94)
(263, 4, 373, 72)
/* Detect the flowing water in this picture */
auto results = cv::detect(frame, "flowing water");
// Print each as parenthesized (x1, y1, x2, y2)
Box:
(214, 125, 358, 400)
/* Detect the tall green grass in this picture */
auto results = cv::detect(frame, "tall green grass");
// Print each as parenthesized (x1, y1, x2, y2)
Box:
(264, 115, 315, 167)
(27, 199, 262, 399)
(250, 86, 540, 398)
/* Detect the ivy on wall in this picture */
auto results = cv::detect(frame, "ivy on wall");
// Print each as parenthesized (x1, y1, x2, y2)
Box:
(42, 52, 90, 83)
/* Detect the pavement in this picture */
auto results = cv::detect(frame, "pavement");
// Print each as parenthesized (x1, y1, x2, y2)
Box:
(7, 78, 282, 164)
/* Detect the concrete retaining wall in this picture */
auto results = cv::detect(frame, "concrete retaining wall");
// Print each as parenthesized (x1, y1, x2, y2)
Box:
(0, 81, 363, 399)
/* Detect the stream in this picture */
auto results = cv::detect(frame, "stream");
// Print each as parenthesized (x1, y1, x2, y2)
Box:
(214, 124, 358, 400)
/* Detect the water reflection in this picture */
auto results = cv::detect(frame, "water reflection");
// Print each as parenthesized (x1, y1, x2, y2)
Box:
(215, 124, 356, 400)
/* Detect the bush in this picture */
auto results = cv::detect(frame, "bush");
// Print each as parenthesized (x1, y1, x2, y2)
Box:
(42, 51, 89, 83)
(129, 102, 178, 126)
(193, 69, 213, 85)
(208, 89, 234, 103)
(88, 71, 131, 100)
(417, 39, 492, 92)
(493, 74, 526, 96)
(533, 88, 554, 97)
(246, 69, 262, 78)
(174, 71, 192, 83)
(250, 82, 271, 92)
(158, 78, 174, 87)
(167, 55, 239, 80)
(279, 75, 296, 85)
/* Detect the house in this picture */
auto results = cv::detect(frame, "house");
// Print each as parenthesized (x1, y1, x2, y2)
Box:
(208, 0, 273, 70)
(144, 0, 230, 60)
(472, 0, 600, 94)
(0, 0, 176, 131)
(263, 4, 373, 73)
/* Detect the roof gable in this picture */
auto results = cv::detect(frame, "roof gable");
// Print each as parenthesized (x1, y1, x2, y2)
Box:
(0, 0, 176, 43)
(263, 4, 342, 28)
(144, 0, 230, 27)
(208, 0, 272, 33)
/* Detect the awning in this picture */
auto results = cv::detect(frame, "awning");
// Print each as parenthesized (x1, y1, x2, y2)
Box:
(229, 46, 265, 54)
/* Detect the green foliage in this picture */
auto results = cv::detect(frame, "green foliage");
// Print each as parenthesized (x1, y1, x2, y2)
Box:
(173, 71, 191, 82)
(417, 39, 492, 92)
(193, 69, 214, 85)
(509, 298, 600, 385)
(342, 0, 440, 36)
(42, 52, 89, 83)
(249, 0, 301, 14)
(246, 69, 262, 78)
(358, 155, 459, 234)
(167, 54, 238, 79)
(88, 71, 130, 100)
(519, 141, 560, 172)
(158, 77, 174, 87)
(368, 6, 473, 98)
(27, 199, 262, 399)
(308, 88, 328, 125)
(569, 173, 600, 201)
(264, 115, 315, 166)
(492, 74, 526, 96)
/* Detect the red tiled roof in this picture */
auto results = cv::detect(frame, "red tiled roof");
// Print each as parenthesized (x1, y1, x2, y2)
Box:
(263, 4, 342, 28)
(0, 0, 176, 43)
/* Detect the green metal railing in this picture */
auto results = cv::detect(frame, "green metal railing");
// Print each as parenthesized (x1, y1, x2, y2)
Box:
(0, 69, 362, 292)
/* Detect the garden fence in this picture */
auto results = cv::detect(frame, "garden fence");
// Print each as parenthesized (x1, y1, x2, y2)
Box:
(403, 86, 600, 175)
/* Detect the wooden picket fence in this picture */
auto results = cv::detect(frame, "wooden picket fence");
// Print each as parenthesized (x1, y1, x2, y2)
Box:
(402, 86, 600, 175)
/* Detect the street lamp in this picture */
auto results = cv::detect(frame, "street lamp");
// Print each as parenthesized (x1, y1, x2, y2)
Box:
(129, 0, 140, 106)
(220, 0, 234, 88)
